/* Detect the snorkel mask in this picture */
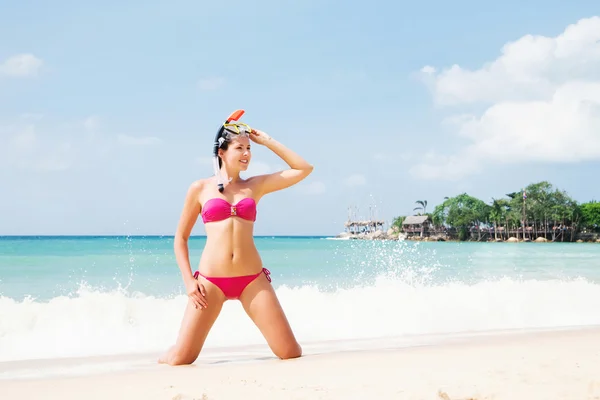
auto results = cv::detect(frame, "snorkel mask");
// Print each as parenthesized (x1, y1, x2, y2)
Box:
(213, 109, 253, 192)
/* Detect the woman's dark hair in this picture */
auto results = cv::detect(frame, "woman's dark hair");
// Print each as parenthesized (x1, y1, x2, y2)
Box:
(216, 134, 233, 169)
(217, 131, 248, 168)
(217, 140, 228, 169)
(212, 120, 248, 193)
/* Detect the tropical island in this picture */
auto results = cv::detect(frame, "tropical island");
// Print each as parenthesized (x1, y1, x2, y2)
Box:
(339, 181, 600, 243)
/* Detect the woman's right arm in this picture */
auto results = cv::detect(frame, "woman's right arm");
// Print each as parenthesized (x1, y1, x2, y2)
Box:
(174, 180, 207, 309)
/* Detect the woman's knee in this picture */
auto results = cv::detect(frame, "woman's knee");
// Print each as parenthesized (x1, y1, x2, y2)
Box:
(165, 347, 199, 366)
(275, 342, 302, 360)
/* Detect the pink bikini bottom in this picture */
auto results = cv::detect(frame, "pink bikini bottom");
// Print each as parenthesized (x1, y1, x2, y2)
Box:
(193, 268, 271, 300)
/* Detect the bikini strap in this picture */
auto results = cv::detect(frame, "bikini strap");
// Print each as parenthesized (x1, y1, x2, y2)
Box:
(262, 268, 271, 282)
(192, 268, 271, 282)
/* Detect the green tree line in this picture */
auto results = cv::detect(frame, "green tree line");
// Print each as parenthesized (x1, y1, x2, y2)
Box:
(392, 181, 600, 241)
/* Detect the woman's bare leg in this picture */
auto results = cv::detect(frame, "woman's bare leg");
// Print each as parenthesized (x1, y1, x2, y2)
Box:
(239, 273, 302, 359)
(158, 278, 226, 365)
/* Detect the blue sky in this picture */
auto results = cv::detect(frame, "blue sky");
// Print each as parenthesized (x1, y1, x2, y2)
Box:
(1, 1, 599, 236)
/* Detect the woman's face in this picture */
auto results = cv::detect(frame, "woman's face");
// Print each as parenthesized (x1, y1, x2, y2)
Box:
(220, 135, 251, 171)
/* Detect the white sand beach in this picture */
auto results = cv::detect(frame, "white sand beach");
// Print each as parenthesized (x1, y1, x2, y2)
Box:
(1, 327, 599, 400)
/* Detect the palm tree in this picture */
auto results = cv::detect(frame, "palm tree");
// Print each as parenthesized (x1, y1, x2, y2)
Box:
(490, 198, 509, 241)
(414, 200, 427, 215)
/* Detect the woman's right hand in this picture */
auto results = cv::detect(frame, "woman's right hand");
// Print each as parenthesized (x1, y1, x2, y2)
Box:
(185, 277, 208, 309)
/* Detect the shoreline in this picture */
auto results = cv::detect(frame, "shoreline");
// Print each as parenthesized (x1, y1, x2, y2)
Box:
(336, 232, 600, 243)
(3, 234, 599, 243)
(1, 325, 599, 399)
(2, 325, 597, 379)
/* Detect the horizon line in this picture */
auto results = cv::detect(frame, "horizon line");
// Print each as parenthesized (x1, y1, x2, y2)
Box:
(0, 234, 335, 238)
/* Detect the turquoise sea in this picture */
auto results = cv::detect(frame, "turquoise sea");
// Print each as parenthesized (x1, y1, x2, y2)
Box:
(1, 236, 600, 367)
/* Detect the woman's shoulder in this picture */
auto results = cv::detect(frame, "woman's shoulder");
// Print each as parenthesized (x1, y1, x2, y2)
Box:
(186, 177, 213, 196)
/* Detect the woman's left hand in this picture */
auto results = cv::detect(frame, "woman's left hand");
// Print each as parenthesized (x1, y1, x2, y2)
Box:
(249, 129, 272, 146)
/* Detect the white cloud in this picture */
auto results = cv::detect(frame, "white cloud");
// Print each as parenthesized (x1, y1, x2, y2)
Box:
(297, 181, 326, 195)
(420, 16, 600, 107)
(413, 16, 600, 180)
(244, 160, 272, 177)
(197, 77, 225, 91)
(0, 123, 73, 172)
(0, 54, 43, 78)
(373, 152, 412, 163)
(10, 124, 36, 151)
(343, 173, 366, 187)
(34, 142, 73, 171)
(409, 151, 480, 180)
(0, 115, 163, 172)
(194, 158, 274, 173)
(117, 134, 162, 146)
(19, 113, 44, 121)
(83, 116, 100, 132)
(373, 152, 388, 161)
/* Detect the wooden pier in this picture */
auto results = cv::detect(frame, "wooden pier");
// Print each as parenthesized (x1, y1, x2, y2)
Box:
(344, 219, 386, 235)
(344, 204, 386, 235)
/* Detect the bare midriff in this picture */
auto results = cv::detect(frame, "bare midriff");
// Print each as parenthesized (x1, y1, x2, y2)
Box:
(198, 217, 262, 277)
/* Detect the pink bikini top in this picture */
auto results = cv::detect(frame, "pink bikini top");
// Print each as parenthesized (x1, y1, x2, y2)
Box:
(201, 197, 257, 223)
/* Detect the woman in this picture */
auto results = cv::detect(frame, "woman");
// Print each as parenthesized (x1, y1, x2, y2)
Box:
(158, 125, 313, 365)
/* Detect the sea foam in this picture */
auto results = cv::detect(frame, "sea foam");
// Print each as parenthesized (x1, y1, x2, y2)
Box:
(2, 274, 600, 362)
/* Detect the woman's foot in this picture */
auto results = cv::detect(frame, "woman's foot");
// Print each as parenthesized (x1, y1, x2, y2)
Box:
(157, 346, 174, 364)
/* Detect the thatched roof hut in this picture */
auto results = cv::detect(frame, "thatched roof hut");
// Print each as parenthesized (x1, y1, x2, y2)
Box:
(402, 215, 431, 237)
(402, 215, 430, 226)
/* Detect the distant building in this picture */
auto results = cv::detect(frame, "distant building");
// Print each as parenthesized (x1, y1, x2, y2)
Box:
(402, 215, 431, 238)
(344, 220, 385, 235)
